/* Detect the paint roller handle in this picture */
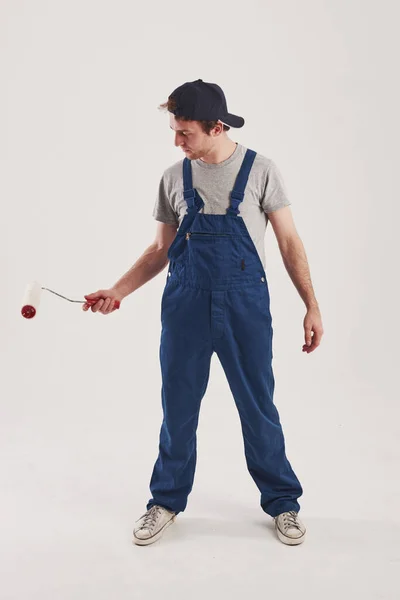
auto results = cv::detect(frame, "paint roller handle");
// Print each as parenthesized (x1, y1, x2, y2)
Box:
(84, 298, 121, 309)
(83, 288, 122, 313)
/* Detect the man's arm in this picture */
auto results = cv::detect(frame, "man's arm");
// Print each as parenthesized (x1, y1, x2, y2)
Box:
(267, 206, 317, 308)
(267, 206, 323, 352)
(83, 222, 178, 314)
(113, 222, 177, 298)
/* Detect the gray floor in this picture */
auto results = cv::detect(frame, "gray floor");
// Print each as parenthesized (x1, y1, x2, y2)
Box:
(1, 490, 399, 599)
(2, 368, 399, 600)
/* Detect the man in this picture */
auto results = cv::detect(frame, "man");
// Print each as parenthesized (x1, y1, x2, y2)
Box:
(83, 79, 324, 547)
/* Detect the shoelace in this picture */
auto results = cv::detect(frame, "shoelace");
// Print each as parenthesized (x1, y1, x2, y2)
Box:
(138, 505, 162, 530)
(281, 511, 301, 531)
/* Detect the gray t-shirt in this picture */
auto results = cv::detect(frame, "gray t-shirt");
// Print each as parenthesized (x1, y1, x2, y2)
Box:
(152, 143, 291, 270)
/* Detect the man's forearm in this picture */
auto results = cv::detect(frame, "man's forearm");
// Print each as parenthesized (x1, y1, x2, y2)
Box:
(279, 235, 319, 310)
(113, 244, 168, 298)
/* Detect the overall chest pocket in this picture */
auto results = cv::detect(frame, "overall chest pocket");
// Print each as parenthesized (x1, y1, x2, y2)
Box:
(185, 231, 249, 278)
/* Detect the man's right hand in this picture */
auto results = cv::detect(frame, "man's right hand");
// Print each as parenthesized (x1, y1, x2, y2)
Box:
(82, 288, 124, 314)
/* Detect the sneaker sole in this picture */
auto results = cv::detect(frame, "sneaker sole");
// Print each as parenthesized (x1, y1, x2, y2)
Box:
(132, 515, 176, 546)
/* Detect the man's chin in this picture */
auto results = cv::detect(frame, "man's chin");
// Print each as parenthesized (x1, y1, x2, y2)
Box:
(183, 149, 201, 159)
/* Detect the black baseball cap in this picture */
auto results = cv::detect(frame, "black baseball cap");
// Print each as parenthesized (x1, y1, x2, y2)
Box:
(169, 79, 245, 128)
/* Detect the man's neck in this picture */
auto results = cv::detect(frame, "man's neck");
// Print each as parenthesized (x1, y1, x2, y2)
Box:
(199, 140, 238, 165)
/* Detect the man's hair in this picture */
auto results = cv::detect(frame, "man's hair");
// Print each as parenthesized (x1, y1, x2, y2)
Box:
(159, 97, 231, 134)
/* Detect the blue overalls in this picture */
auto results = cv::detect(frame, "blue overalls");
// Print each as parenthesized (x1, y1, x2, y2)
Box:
(147, 149, 303, 518)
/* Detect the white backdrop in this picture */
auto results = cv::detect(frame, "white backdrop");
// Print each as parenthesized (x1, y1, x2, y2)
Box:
(1, 1, 399, 599)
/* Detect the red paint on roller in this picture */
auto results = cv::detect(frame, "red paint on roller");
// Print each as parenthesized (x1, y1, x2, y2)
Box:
(21, 305, 36, 319)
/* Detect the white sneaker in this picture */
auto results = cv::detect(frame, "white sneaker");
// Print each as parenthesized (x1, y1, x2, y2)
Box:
(133, 505, 176, 546)
(274, 511, 306, 545)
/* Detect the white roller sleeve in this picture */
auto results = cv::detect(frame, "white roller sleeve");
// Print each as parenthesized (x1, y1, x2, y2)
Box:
(21, 281, 43, 319)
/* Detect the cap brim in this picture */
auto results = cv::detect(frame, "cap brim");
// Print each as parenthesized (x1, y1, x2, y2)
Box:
(220, 113, 245, 128)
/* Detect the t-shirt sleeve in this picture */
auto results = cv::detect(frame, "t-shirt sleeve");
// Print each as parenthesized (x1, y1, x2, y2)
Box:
(152, 174, 179, 226)
(261, 160, 291, 214)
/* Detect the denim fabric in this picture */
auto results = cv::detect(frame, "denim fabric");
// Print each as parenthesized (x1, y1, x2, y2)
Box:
(146, 150, 303, 518)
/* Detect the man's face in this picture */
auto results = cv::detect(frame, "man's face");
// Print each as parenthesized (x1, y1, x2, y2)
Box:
(169, 114, 216, 160)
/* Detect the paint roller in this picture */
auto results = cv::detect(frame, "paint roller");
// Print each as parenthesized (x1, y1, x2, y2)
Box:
(21, 281, 120, 319)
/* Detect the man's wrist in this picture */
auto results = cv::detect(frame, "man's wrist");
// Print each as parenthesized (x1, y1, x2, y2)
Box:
(306, 300, 319, 311)
(113, 282, 131, 299)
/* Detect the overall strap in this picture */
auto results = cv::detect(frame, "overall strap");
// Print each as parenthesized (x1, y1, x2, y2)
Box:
(227, 149, 257, 216)
(183, 158, 204, 213)
(168, 158, 205, 264)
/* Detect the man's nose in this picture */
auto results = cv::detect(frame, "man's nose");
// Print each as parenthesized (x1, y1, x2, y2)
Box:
(174, 133, 183, 147)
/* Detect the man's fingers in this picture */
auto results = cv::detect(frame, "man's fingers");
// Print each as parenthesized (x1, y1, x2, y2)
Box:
(82, 299, 96, 311)
(304, 326, 312, 347)
(303, 325, 323, 353)
(312, 327, 323, 347)
(91, 299, 104, 312)
(105, 300, 116, 314)
(100, 298, 112, 314)
(83, 295, 100, 310)
(84, 294, 98, 301)
(82, 294, 120, 314)
(82, 300, 104, 312)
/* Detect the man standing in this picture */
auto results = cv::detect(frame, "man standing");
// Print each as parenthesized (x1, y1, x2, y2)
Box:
(83, 79, 324, 547)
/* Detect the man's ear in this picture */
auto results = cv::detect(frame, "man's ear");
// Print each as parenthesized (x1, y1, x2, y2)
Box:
(212, 121, 225, 136)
